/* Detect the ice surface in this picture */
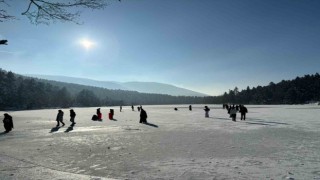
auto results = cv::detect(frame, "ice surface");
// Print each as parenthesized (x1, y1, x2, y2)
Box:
(0, 105, 320, 179)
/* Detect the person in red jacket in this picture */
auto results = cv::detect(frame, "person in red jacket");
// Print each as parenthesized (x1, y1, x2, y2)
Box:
(97, 108, 102, 120)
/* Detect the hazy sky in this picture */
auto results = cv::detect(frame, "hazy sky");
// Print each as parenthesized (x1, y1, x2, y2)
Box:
(1, 0, 320, 95)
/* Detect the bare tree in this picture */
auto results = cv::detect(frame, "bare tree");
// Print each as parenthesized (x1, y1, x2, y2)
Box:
(0, 0, 120, 25)
(1, 0, 120, 45)
(0, 0, 15, 22)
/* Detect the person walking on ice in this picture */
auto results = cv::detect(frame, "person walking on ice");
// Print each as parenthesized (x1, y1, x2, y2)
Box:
(239, 105, 248, 120)
(70, 109, 76, 125)
(139, 107, 148, 124)
(230, 105, 238, 122)
(204, 106, 210, 118)
(56, 110, 65, 126)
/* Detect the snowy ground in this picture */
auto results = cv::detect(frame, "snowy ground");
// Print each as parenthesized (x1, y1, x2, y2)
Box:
(0, 105, 320, 180)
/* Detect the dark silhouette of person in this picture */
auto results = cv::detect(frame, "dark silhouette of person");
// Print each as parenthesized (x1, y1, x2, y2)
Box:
(0, 40, 8, 45)
(137, 106, 141, 111)
(226, 104, 230, 115)
(236, 105, 239, 111)
(3, 113, 13, 133)
(120, 105, 122, 112)
(204, 106, 210, 118)
(70, 109, 76, 125)
(131, 105, 134, 111)
(139, 107, 148, 124)
(174, 108, 178, 111)
(91, 115, 98, 121)
(97, 108, 102, 120)
(230, 106, 237, 122)
(239, 105, 248, 120)
(189, 105, 192, 111)
(56, 110, 65, 126)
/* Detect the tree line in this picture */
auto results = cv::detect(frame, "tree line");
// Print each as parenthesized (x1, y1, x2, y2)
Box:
(206, 73, 320, 104)
(1, 69, 319, 110)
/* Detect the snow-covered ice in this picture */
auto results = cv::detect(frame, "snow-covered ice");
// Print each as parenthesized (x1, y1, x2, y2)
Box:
(0, 105, 320, 179)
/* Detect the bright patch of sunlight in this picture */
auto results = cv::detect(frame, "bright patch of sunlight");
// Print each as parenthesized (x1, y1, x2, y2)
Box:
(80, 39, 95, 50)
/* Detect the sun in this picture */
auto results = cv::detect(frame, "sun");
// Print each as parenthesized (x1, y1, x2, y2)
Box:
(80, 39, 95, 50)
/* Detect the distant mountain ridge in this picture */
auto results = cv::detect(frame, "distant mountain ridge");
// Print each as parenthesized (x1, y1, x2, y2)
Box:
(25, 74, 208, 97)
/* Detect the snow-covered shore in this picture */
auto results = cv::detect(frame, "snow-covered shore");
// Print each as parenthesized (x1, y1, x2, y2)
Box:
(1, 105, 320, 179)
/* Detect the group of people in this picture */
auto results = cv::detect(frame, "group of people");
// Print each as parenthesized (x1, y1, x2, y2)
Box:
(91, 108, 102, 121)
(223, 104, 248, 121)
(56, 109, 76, 127)
(90, 106, 148, 124)
(2, 104, 248, 133)
(173, 104, 248, 121)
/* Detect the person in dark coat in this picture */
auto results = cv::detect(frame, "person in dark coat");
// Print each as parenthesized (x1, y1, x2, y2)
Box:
(239, 105, 248, 120)
(3, 113, 14, 133)
(189, 105, 192, 111)
(227, 105, 231, 114)
(139, 107, 148, 124)
(120, 105, 122, 112)
(131, 105, 134, 111)
(56, 110, 65, 126)
(204, 106, 210, 118)
(70, 109, 76, 125)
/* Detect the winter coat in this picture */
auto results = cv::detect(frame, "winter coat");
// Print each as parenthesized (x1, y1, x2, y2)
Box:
(230, 108, 237, 115)
(3, 114, 14, 130)
(140, 109, 147, 120)
(56, 111, 64, 121)
(240, 107, 248, 114)
(70, 110, 76, 118)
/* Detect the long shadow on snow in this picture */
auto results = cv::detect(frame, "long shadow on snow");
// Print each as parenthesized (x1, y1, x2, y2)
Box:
(247, 118, 290, 125)
(0, 131, 8, 136)
(214, 117, 232, 121)
(245, 122, 275, 126)
(65, 124, 75, 133)
(213, 117, 289, 126)
(144, 122, 159, 128)
(50, 126, 60, 133)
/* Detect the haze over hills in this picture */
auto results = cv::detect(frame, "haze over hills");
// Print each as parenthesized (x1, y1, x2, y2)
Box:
(25, 74, 208, 97)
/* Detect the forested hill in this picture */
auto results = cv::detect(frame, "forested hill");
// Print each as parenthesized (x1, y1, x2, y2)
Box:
(0, 69, 319, 110)
(0, 69, 205, 110)
(26, 74, 208, 97)
(208, 73, 320, 104)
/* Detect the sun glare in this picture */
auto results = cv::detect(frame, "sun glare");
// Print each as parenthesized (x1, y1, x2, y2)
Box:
(80, 39, 95, 50)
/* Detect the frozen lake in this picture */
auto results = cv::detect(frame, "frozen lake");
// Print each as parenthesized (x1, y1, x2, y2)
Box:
(0, 105, 320, 179)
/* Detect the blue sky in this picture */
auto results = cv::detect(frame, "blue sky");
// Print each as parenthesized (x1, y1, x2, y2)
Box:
(1, 0, 320, 95)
